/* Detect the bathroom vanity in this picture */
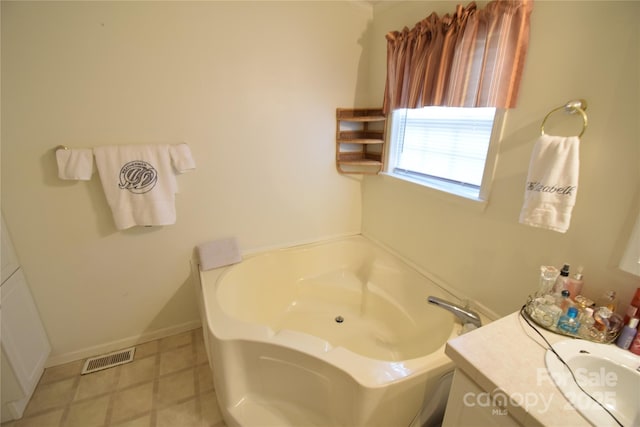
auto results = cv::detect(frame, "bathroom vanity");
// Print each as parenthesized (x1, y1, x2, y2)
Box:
(442, 311, 592, 426)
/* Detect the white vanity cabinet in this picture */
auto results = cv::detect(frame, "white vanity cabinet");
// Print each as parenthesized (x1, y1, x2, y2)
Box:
(442, 369, 522, 427)
(1, 214, 51, 422)
(442, 312, 590, 427)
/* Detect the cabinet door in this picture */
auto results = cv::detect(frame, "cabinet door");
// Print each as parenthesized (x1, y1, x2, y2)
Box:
(1, 268, 51, 396)
(442, 369, 522, 427)
(1, 214, 19, 283)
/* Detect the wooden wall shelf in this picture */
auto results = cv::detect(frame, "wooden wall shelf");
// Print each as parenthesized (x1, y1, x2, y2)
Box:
(336, 108, 387, 175)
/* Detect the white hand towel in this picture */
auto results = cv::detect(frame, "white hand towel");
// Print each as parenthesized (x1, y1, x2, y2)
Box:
(519, 134, 580, 233)
(169, 143, 197, 173)
(93, 144, 196, 230)
(56, 148, 94, 180)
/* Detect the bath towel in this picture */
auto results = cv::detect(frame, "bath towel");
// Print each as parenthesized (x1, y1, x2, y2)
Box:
(56, 148, 94, 180)
(519, 134, 580, 233)
(197, 237, 242, 271)
(93, 144, 196, 230)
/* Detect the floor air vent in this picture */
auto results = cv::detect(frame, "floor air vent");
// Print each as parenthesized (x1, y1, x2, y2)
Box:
(81, 347, 136, 375)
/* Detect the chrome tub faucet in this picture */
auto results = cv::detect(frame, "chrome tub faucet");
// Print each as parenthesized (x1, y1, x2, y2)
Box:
(427, 296, 482, 328)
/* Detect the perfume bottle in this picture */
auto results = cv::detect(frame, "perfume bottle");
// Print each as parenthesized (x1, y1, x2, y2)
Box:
(578, 308, 596, 339)
(593, 307, 613, 332)
(538, 265, 559, 295)
(531, 294, 562, 327)
(552, 264, 570, 294)
(557, 289, 573, 313)
(565, 267, 584, 301)
(596, 290, 618, 312)
(557, 306, 581, 334)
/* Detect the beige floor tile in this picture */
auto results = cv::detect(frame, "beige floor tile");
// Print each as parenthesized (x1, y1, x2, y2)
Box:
(159, 346, 195, 376)
(24, 378, 76, 416)
(64, 395, 109, 427)
(197, 364, 214, 394)
(109, 414, 152, 427)
(39, 361, 83, 385)
(133, 340, 159, 359)
(74, 368, 117, 401)
(109, 382, 154, 424)
(4, 328, 229, 427)
(155, 399, 201, 427)
(156, 369, 196, 407)
(159, 331, 192, 351)
(13, 409, 65, 427)
(200, 391, 224, 426)
(195, 340, 208, 365)
(117, 357, 157, 389)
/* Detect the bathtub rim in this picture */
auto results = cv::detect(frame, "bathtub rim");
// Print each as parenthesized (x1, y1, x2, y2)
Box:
(196, 233, 495, 388)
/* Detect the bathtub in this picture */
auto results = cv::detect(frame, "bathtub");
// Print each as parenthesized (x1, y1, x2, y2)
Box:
(195, 234, 477, 427)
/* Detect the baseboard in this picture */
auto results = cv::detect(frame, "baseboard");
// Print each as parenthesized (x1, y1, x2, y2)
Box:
(45, 319, 202, 368)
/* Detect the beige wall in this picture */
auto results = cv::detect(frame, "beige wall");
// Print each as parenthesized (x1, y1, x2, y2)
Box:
(3, 0, 639, 365)
(363, 1, 640, 316)
(1, 1, 372, 364)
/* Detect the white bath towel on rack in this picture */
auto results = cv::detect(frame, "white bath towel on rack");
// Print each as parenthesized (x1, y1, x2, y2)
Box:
(93, 143, 195, 230)
(56, 148, 94, 180)
(519, 134, 580, 233)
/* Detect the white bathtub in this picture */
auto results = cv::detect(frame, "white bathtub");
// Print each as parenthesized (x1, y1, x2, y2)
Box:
(195, 235, 476, 427)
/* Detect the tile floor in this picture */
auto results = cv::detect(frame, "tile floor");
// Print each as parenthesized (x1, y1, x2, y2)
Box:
(2, 328, 227, 427)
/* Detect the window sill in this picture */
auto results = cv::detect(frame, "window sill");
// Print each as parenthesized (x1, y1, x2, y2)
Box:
(379, 171, 489, 212)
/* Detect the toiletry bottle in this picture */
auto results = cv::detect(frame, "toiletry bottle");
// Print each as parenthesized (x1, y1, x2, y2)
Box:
(623, 287, 640, 324)
(574, 295, 595, 311)
(578, 307, 595, 339)
(558, 289, 573, 313)
(578, 306, 594, 324)
(616, 317, 639, 350)
(565, 267, 584, 301)
(557, 306, 581, 334)
(552, 264, 570, 294)
(593, 307, 612, 332)
(532, 294, 562, 327)
(538, 265, 560, 295)
(596, 290, 618, 312)
(629, 326, 640, 355)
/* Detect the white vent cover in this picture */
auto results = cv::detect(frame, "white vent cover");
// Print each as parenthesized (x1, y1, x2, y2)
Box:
(81, 347, 136, 375)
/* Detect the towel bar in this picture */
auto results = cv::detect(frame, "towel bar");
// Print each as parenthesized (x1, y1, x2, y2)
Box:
(55, 145, 69, 151)
(540, 99, 588, 137)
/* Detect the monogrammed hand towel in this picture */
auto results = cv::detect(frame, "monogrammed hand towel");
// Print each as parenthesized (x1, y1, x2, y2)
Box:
(93, 144, 195, 230)
(519, 135, 580, 233)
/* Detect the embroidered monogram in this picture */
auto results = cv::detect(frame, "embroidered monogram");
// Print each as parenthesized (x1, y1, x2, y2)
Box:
(118, 160, 157, 194)
(526, 181, 576, 196)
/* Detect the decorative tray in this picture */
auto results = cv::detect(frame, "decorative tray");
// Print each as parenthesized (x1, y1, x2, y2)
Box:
(523, 296, 622, 344)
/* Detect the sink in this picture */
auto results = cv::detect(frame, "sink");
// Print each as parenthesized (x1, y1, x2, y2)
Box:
(545, 339, 640, 426)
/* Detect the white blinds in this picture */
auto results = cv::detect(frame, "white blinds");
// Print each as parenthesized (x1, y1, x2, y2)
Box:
(391, 107, 496, 188)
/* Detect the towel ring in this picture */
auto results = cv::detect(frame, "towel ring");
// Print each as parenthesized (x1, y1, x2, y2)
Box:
(540, 99, 588, 137)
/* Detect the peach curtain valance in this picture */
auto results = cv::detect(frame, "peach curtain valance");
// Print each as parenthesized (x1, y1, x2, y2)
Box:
(383, 0, 533, 114)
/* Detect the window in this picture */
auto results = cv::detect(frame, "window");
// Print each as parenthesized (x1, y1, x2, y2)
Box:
(386, 107, 504, 201)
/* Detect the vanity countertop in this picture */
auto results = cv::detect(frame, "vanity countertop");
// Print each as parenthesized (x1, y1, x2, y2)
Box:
(445, 310, 591, 426)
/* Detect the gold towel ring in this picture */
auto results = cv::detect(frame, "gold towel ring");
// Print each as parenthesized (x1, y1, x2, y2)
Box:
(540, 99, 588, 138)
